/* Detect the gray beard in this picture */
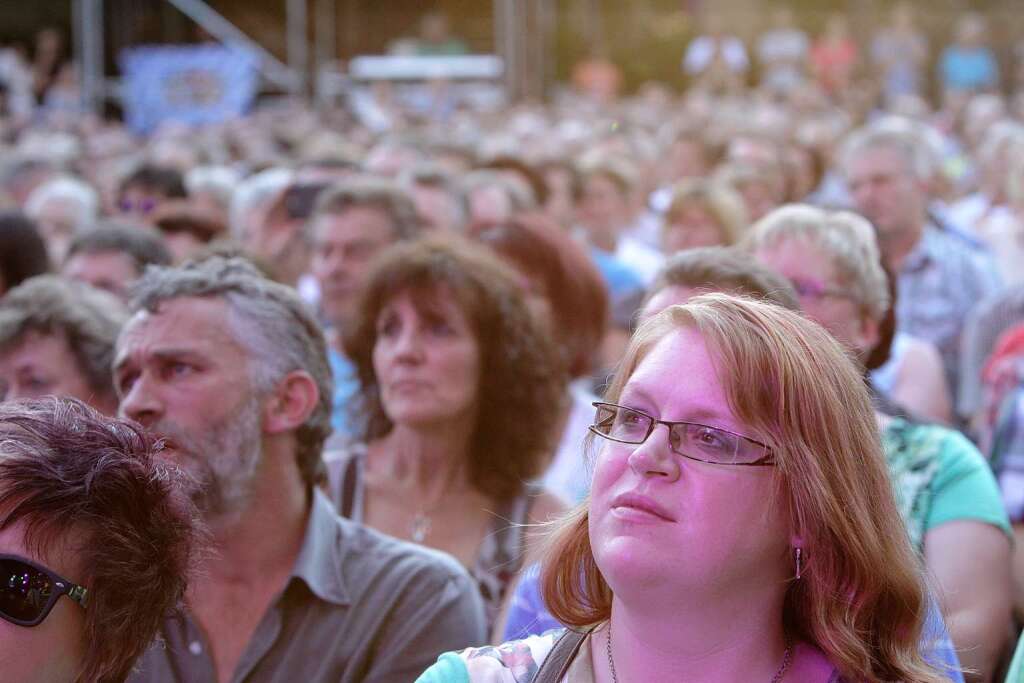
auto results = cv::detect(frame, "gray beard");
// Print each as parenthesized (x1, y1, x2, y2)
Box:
(153, 396, 264, 521)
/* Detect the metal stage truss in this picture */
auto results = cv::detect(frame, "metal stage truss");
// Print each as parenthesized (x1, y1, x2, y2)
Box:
(72, 0, 549, 114)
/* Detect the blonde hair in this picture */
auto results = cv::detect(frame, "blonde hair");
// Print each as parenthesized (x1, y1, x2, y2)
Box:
(576, 154, 639, 196)
(663, 178, 749, 245)
(541, 294, 942, 682)
(742, 203, 891, 321)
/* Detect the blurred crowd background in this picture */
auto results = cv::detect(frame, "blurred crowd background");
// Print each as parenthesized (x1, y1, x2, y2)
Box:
(4, 1, 1024, 680)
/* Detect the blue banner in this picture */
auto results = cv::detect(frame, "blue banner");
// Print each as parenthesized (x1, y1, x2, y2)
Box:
(120, 43, 259, 133)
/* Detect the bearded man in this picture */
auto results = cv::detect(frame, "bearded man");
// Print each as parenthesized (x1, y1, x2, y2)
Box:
(115, 256, 485, 683)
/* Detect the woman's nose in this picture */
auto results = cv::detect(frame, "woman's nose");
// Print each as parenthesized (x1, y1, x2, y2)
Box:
(626, 423, 680, 481)
(391, 327, 425, 361)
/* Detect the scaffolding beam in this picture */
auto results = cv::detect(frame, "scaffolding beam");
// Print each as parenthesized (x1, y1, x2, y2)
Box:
(164, 0, 299, 91)
(75, 0, 305, 109)
(286, 0, 308, 94)
(76, 0, 105, 115)
(313, 0, 336, 81)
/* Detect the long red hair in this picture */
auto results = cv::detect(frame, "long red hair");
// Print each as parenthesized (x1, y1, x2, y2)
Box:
(542, 294, 944, 682)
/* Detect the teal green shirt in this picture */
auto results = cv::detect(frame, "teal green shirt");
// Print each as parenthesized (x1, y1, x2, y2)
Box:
(882, 417, 1011, 551)
(417, 653, 472, 683)
(1007, 634, 1024, 683)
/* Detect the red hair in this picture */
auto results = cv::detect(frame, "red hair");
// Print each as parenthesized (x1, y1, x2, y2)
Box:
(474, 212, 609, 378)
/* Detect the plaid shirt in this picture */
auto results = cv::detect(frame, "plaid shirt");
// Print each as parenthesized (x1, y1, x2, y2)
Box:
(896, 225, 1002, 402)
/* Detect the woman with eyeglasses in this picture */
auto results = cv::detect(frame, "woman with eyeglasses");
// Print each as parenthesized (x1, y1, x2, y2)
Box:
(745, 204, 952, 425)
(746, 205, 1011, 683)
(418, 293, 945, 682)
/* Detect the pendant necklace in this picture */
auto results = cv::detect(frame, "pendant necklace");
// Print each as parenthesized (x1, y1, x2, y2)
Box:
(408, 490, 454, 543)
(410, 512, 431, 543)
(605, 620, 793, 683)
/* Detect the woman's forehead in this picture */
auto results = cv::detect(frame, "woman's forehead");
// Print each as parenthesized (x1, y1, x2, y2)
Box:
(625, 329, 728, 408)
(381, 283, 466, 319)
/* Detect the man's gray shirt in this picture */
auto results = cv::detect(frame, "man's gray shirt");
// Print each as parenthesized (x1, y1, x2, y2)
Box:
(129, 489, 487, 683)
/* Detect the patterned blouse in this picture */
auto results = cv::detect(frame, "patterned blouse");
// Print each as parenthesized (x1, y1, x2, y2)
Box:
(880, 416, 1010, 552)
(415, 629, 847, 683)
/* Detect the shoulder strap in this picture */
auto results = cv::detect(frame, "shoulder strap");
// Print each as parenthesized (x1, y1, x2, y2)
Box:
(533, 629, 590, 683)
(338, 453, 360, 519)
(327, 446, 365, 520)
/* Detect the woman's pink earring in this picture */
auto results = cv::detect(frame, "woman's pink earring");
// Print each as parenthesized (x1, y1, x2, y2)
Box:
(794, 547, 803, 580)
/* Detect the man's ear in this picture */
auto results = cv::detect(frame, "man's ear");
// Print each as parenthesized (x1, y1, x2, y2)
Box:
(855, 313, 881, 359)
(263, 371, 320, 435)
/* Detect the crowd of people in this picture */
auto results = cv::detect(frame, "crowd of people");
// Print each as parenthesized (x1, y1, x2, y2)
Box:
(3, 5, 1024, 683)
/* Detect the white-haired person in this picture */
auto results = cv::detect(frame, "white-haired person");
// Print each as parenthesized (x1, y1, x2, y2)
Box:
(184, 165, 240, 225)
(419, 292, 949, 682)
(23, 175, 99, 265)
(747, 205, 1011, 682)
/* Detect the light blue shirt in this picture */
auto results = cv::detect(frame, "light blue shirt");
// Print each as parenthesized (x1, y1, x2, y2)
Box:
(940, 46, 999, 91)
(328, 346, 360, 438)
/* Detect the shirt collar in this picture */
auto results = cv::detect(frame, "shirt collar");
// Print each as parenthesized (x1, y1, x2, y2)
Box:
(901, 223, 941, 274)
(290, 488, 351, 606)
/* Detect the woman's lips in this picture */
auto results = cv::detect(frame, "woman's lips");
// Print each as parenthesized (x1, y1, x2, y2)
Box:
(610, 491, 677, 522)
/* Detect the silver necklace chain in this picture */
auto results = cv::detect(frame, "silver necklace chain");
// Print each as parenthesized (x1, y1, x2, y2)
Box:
(604, 621, 793, 683)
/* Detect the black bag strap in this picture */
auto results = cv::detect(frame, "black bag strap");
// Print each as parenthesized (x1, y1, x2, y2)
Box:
(533, 628, 591, 683)
(338, 454, 360, 519)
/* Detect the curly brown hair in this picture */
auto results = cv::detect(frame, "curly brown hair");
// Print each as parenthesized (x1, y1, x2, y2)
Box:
(0, 397, 199, 683)
(344, 235, 567, 501)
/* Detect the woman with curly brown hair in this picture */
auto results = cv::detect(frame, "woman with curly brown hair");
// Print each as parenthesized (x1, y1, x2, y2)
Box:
(325, 235, 568, 634)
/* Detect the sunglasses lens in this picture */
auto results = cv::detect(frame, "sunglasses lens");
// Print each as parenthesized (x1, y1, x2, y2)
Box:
(0, 558, 52, 624)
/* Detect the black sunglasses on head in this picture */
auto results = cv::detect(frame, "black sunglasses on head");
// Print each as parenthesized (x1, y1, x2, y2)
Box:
(0, 554, 88, 627)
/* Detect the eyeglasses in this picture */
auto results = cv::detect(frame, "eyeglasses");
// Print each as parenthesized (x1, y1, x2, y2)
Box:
(589, 402, 775, 467)
(789, 279, 858, 304)
(0, 554, 88, 627)
(117, 197, 158, 215)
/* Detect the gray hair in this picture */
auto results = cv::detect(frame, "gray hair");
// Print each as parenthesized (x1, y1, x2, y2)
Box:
(127, 257, 333, 487)
(311, 176, 419, 240)
(743, 204, 891, 321)
(0, 275, 127, 400)
(66, 222, 172, 271)
(839, 119, 937, 182)
(185, 165, 240, 211)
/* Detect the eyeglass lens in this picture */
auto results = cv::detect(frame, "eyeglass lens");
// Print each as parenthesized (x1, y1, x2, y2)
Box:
(594, 404, 762, 464)
(0, 558, 54, 624)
